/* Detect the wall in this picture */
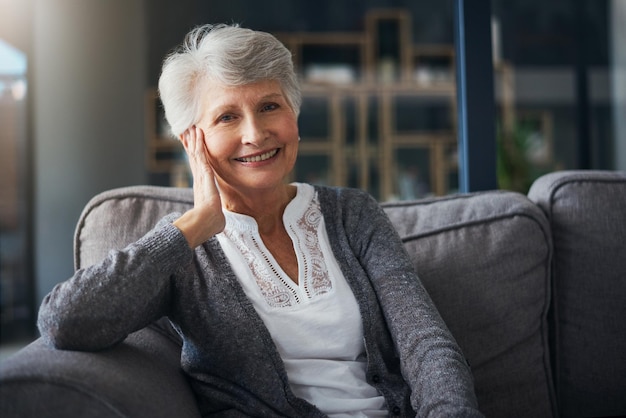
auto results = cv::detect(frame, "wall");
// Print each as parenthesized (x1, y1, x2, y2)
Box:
(33, 0, 147, 302)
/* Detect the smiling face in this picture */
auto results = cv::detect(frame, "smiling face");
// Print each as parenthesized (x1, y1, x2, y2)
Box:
(197, 79, 299, 200)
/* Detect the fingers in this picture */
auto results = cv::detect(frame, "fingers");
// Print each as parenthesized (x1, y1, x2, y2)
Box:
(174, 126, 225, 244)
(178, 127, 192, 150)
(180, 126, 205, 160)
(192, 126, 208, 164)
(181, 126, 210, 174)
(179, 126, 221, 203)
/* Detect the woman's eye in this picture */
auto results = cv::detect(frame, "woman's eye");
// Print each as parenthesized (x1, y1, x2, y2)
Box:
(218, 114, 235, 123)
(261, 103, 278, 112)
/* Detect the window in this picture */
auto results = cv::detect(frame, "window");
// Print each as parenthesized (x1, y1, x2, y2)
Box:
(0, 38, 33, 344)
(492, 0, 623, 193)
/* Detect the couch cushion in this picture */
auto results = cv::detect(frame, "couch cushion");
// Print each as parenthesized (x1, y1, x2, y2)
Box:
(74, 185, 194, 270)
(528, 170, 626, 417)
(383, 191, 556, 417)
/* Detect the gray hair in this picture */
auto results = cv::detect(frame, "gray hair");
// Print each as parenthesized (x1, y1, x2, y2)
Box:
(158, 23, 301, 137)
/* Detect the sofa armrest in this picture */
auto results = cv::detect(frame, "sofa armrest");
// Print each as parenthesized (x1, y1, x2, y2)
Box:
(528, 170, 626, 417)
(0, 321, 201, 418)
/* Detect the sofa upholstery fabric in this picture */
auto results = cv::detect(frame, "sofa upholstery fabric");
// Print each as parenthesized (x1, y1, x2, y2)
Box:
(529, 171, 626, 417)
(0, 321, 198, 418)
(384, 192, 555, 417)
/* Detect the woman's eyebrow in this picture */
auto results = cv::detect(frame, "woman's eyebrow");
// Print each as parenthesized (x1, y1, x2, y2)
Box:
(259, 92, 284, 101)
(208, 92, 285, 114)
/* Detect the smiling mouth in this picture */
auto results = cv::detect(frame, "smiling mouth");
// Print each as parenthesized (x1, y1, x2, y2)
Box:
(236, 149, 279, 163)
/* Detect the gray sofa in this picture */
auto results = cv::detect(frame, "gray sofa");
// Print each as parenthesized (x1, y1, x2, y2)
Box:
(1, 170, 625, 417)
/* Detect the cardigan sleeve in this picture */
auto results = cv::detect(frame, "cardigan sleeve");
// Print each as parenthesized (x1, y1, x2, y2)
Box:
(344, 191, 483, 417)
(37, 213, 193, 351)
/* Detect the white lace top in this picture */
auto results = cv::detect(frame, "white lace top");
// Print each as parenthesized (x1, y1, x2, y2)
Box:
(216, 183, 386, 417)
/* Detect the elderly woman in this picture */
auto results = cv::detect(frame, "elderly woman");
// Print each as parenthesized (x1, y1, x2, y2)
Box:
(38, 24, 483, 417)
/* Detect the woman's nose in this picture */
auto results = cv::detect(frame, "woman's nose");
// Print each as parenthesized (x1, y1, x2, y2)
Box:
(241, 116, 266, 146)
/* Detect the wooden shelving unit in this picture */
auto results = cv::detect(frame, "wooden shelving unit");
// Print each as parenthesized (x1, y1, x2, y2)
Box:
(144, 89, 190, 187)
(275, 9, 463, 200)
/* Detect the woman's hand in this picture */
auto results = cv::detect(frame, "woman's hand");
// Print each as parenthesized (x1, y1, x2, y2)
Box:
(174, 126, 226, 248)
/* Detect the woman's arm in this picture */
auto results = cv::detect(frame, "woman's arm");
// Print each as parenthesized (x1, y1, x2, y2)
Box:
(39, 126, 224, 352)
(349, 192, 482, 417)
(37, 216, 192, 351)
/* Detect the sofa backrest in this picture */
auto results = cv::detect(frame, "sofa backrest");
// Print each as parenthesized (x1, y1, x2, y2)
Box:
(75, 184, 557, 417)
(383, 191, 556, 417)
(528, 170, 626, 418)
(74, 186, 194, 270)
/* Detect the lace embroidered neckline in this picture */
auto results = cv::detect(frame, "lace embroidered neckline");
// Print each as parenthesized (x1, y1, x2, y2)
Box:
(221, 184, 333, 308)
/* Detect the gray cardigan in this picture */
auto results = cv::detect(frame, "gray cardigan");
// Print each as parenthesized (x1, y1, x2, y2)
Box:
(38, 186, 482, 417)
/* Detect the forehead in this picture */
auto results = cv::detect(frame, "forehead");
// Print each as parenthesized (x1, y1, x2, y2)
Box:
(201, 79, 285, 110)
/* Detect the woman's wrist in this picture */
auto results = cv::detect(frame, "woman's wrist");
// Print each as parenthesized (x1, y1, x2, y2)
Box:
(173, 208, 224, 248)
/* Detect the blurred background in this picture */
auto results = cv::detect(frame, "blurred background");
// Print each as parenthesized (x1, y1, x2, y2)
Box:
(1, 0, 624, 352)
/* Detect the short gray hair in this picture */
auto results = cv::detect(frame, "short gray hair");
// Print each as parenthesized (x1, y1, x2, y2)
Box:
(158, 23, 301, 137)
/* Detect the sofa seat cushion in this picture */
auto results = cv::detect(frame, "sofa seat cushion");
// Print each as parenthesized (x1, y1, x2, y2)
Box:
(383, 191, 556, 417)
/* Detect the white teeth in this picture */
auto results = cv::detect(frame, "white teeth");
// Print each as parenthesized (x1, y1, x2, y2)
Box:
(239, 149, 278, 163)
